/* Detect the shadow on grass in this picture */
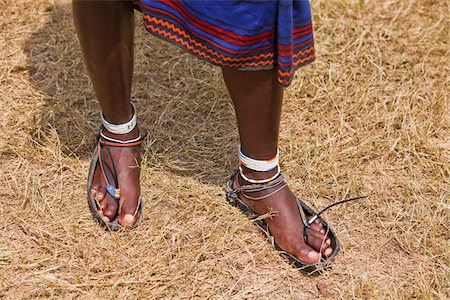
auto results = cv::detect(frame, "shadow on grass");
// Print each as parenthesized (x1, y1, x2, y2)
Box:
(23, 3, 238, 185)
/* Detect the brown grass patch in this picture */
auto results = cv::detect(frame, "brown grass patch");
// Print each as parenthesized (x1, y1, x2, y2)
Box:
(0, 0, 448, 298)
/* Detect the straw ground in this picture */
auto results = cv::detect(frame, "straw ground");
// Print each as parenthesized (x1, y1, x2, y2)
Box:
(0, 0, 448, 298)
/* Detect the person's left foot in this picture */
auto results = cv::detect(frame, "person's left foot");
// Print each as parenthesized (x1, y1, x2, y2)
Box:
(233, 167, 333, 264)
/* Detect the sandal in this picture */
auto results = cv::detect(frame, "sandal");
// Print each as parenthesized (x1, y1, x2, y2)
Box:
(226, 170, 366, 275)
(87, 103, 144, 230)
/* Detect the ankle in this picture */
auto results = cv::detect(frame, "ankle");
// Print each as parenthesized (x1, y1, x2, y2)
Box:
(100, 102, 141, 142)
(238, 145, 280, 184)
(102, 104, 133, 124)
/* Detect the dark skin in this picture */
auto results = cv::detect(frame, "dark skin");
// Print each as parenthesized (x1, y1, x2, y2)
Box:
(73, 1, 139, 225)
(73, 1, 332, 263)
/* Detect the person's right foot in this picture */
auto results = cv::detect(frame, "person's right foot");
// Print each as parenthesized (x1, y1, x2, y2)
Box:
(89, 127, 141, 226)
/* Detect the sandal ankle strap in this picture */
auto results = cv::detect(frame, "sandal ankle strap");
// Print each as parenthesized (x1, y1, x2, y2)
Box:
(232, 173, 287, 201)
(239, 165, 281, 184)
(99, 129, 142, 147)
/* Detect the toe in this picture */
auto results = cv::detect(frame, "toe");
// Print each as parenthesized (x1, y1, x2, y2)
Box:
(118, 198, 139, 226)
(117, 192, 140, 227)
(307, 222, 324, 234)
(305, 229, 333, 256)
(307, 216, 323, 228)
(90, 186, 98, 199)
(291, 244, 321, 264)
(119, 214, 136, 227)
(102, 197, 119, 220)
(91, 166, 107, 206)
(90, 185, 102, 202)
(96, 185, 108, 210)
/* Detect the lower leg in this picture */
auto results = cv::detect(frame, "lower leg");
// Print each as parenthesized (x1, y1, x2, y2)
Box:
(222, 68, 333, 263)
(222, 68, 281, 158)
(73, 1, 140, 225)
(73, 0, 135, 123)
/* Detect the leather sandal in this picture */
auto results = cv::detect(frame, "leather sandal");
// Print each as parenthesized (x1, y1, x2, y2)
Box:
(87, 103, 143, 230)
(226, 170, 365, 275)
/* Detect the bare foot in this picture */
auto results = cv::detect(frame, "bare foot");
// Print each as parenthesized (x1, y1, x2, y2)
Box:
(234, 167, 333, 264)
(89, 127, 141, 226)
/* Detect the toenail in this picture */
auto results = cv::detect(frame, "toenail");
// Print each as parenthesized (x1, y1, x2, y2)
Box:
(123, 214, 135, 225)
(326, 239, 331, 245)
(320, 229, 325, 234)
(102, 216, 110, 223)
(325, 248, 332, 256)
(308, 251, 319, 259)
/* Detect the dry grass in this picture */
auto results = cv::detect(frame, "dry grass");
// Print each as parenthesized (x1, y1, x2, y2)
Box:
(0, 0, 449, 298)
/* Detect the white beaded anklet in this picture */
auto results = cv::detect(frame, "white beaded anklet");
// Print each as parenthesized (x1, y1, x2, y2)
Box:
(238, 145, 278, 171)
(238, 146, 281, 184)
(101, 102, 137, 135)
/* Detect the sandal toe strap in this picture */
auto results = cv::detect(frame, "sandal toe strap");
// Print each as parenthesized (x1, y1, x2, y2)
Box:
(96, 133, 142, 201)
